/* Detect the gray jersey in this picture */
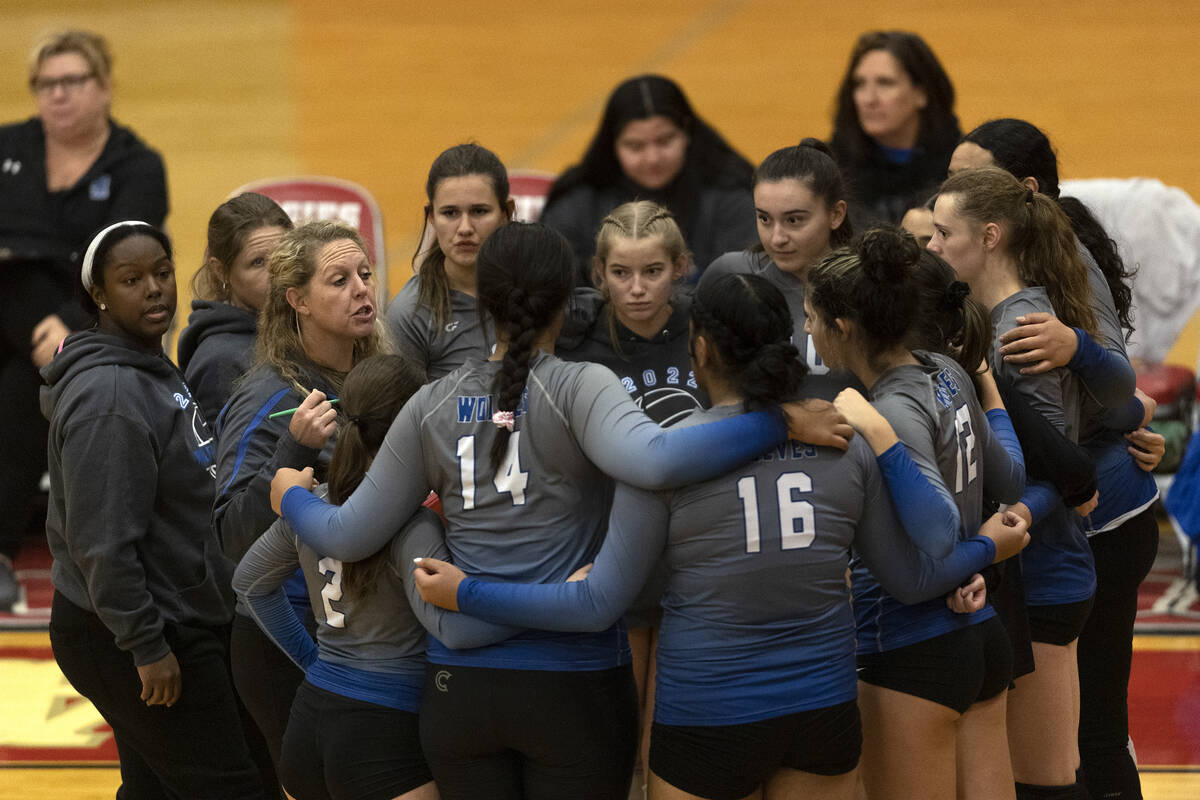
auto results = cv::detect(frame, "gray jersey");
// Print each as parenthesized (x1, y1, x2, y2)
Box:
(1077, 239, 1134, 440)
(991, 288, 1083, 441)
(234, 495, 515, 673)
(871, 351, 1024, 552)
(991, 288, 1096, 605)
(702, 250, 862, 400)
(386, 275, 492, 380)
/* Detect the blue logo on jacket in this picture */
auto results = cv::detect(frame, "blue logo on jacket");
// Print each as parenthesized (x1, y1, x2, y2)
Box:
(89, 174, 111, 201)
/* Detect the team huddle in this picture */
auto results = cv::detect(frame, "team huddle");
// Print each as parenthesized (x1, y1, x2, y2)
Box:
(29, 27, 1163, 800)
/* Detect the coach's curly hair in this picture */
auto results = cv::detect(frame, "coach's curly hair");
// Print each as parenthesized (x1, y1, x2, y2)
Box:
(477, 222, 575, 469)
(255, 220, 390, 395)
(326, 354, 426, 601)
(690, 273, 805, 411)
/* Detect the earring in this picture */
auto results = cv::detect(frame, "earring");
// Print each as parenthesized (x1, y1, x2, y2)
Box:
(99, 303, 106, 310)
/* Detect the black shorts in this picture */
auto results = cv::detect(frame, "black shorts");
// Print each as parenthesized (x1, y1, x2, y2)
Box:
(418, 663, 637, 800)
(856, 616, 1013, 713)
(1027, 595, 1095, 646)
(649, 699, 861, 800)
(985, 559, 1036, 681)
(281, 680, 432, 800)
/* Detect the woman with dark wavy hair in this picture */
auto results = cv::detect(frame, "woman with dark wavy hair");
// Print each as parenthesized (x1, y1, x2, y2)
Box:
(830, 31, 960, 227)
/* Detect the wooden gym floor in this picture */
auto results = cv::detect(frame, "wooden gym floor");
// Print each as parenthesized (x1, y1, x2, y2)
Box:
(1, 2, 1198, 796)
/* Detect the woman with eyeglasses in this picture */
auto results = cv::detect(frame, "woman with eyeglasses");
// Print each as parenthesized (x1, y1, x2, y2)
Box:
(0, 29, 168, 613)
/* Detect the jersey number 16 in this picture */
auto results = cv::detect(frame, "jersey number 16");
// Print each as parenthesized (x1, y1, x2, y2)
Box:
(736, 471, 816, 554)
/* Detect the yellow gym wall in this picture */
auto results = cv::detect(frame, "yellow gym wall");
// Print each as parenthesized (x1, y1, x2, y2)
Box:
(3, 1, 1198, 364)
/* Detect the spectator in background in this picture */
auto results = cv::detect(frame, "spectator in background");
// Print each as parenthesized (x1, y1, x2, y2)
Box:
(541, 75, 756, 284)
(830, 31, 959, 228)
(178, 193, 293, 428)
(0, 29, 167, 610)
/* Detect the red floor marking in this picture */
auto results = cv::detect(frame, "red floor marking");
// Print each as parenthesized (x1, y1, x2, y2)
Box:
(0, 642, 118, 764)
(1129, 648, 1200, 766)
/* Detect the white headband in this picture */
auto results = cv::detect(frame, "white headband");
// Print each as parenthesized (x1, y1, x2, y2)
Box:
(80, 220, 155, 291)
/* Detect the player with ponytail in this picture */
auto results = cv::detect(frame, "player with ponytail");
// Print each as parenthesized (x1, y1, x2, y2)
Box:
(806, 226, 1025, 799)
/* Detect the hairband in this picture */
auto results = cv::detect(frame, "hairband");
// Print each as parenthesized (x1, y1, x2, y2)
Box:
(492, 410, 515, 431)
(80, 220, 154, 290)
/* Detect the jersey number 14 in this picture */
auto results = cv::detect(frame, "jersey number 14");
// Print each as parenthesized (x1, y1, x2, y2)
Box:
(457, 433, 528, 510)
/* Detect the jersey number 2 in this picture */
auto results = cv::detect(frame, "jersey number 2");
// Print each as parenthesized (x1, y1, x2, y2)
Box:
(457, 433, 528, 510)
(736, 472, 816, 554)
(317, 556, 346, 628)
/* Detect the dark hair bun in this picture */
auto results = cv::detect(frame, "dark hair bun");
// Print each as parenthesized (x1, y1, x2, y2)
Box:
(858, 226, 920, 286)
(798, 137, 835, 160)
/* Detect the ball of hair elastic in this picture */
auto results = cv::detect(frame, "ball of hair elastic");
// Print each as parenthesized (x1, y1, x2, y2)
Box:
(941, 280, 971, 311)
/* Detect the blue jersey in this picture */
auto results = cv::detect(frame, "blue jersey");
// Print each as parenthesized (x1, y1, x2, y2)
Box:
(852, 353, 1025, 653)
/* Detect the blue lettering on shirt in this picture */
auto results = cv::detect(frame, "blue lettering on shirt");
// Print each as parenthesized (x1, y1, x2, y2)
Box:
(89, 174, 111, 201)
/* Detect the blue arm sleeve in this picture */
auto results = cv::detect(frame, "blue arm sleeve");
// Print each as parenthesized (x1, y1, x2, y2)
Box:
(231, 520, 318, 670)
(983, 409, 1026, 504)
(282, 396, 432, 561)
(568, 364, 788, 489)
(1068, 328, 1137, 410)
(456, 484, 670, 630)
(853, 447, 995, 605)
(1021, 480, 1062, 524)
(1095, 394, 1146, 434)
(394, 509, 524, 649)
(876, 443, 961, 559)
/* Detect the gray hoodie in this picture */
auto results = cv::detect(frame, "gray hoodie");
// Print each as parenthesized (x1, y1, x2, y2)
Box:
(40, 329, 234, 666)
(176, 299, 257, 429)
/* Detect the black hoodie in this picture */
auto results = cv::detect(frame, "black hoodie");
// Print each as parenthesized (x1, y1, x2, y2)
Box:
(177, 299, 257, 428)
(0, 118, 167, 328)
(40, 330, 233, 666)
(559, 295, 706, 427)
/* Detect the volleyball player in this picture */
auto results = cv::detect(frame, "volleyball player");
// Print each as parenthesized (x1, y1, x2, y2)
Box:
(558, 200, 704, 785)
(949, 118, 1164, 799)
(235, 354, 523, 800)
(701, 139, 858, 400)
(806, 228, 1025, 799)
(930, 167, 1145, 799)
(385, 144, 514, 379)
